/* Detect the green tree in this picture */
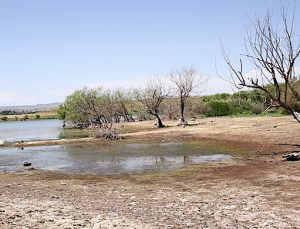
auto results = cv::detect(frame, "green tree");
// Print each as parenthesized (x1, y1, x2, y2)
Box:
(60, 87, 121, 130)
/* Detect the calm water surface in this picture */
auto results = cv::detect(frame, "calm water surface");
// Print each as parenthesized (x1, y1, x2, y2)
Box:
(0, 119, 63, 142)
(0, 119, 87, 142)
(0, 142, 232, 175)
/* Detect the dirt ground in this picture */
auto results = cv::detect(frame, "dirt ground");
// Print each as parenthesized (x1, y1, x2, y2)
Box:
(1, 116, 300, 228)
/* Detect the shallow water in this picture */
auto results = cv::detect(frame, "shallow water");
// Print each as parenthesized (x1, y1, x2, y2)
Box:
(0, 142, 232, 175)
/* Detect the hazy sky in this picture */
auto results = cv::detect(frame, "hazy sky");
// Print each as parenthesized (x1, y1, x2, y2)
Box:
(0, 0, 299, 105)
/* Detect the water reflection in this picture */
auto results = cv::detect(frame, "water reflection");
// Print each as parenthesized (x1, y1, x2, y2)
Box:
(183, 155, 192, 164)
(0, 142, 232, 175)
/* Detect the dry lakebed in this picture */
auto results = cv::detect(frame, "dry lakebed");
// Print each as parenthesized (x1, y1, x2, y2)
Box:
(0, 116, 300, 228)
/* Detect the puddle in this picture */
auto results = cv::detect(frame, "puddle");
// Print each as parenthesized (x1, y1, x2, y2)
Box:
(0, 142, 232, 175)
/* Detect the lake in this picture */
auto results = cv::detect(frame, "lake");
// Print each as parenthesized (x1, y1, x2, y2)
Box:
(0, 119, 62, 142)
(0, 142, 232, 175)
(0, 119, 86, 142)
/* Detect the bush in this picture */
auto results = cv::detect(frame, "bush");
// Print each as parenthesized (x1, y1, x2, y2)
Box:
(35, 114, 41, 119)
(0, 116, 8, 121)
(202, 93, 231, 102)
(250, 103, 264, 114)
(206, 101, 264, 117)
(189, 99, 207, 116)
(232, 90, 267, 104)
(206, 101, 231, 117)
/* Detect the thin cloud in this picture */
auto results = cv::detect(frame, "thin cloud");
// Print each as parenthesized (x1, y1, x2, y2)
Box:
(0, 92, 18, 106)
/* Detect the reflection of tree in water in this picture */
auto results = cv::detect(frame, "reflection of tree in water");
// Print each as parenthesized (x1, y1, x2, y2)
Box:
(154, 155, 193, 165)
(154, 156, 166, 165)
(110, 155, 124, 165)
(183, 155, 192, 164)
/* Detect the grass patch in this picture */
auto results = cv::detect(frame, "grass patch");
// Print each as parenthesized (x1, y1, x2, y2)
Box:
(0, 111, 58, 122)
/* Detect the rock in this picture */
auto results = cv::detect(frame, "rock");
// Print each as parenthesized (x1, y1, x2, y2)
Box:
(23, 162, 32, 167)
(282, 152, 300, 161)
(191, 117, 196, 121)
(273, 125, 277, 128)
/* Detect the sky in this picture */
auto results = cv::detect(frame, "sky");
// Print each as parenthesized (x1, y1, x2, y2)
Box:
(0, 0, 299, 105)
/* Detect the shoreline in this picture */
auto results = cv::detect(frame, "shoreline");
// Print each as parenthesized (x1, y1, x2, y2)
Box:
(0, 115, 297, 153)
(1, 116, 300, 228)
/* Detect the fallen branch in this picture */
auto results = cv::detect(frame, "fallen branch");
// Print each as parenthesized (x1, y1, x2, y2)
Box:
(282, 152, 300, 161)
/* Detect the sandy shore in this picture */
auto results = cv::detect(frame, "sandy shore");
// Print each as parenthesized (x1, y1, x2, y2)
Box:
(1, 116, 300, 228)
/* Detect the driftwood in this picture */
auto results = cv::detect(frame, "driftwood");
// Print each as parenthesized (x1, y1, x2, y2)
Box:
(277, 143, 300, 147)
(102, 133, 123, 141)
(23, 162, 32, 166)
(282, 152, 300, 161)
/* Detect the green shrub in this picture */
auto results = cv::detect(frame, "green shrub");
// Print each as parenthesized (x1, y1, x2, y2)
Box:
(202, 93, 231, 102)
(206, 101, 263, 117)
(232, 90, 267, 103)
(206, 101, 232, 117)
(0, 116, 8, 121)
(249, 103, 264, 114)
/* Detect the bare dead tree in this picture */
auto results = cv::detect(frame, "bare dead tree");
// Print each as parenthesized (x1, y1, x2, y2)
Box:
(160, 98, 180, 120)
(169, 66, 205, 123)
(136, 78, 167, 128)
(222, 8, 300, 122)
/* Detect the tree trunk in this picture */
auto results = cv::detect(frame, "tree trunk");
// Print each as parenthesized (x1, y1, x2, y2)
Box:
(180, 99, 185, 123)
(275, 100, 300, 123)
(292, 111, 300, 123)
(125, 114, 135, 122)
(155, 114, 165, 128)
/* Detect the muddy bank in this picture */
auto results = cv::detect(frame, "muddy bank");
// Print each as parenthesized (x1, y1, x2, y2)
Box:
(3, 116, 300, 154)
(0, 158, 300, 228)
(9, 137, 94, 147)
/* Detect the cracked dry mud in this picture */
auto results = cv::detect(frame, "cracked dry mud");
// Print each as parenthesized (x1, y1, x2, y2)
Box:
(1, 116, 300, 228)
(1, 160, 299, 229)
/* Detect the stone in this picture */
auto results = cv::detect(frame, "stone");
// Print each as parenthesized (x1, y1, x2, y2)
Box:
(282, 152, 300, 161)
(23, 162, 32, 167)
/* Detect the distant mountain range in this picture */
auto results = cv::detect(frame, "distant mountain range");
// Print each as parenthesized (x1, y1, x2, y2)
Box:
(0, 102, 63, 112)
